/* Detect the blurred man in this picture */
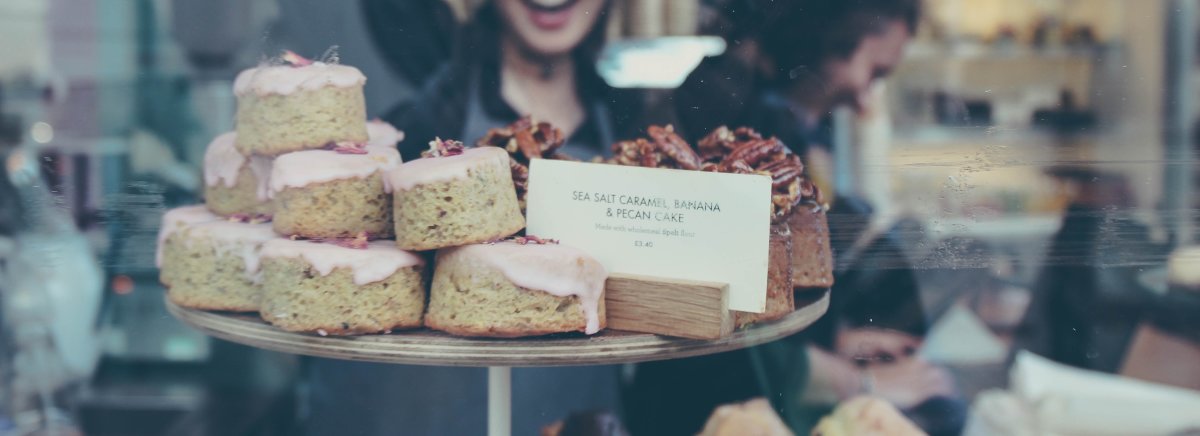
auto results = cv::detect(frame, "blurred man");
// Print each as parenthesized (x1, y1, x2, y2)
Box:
(627, 1, 963, 435)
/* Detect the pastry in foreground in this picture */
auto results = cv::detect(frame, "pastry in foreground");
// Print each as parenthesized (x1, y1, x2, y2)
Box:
(697, 398, 794, 436)
(426, 239, 606, 337)
(203, 131, 272, 217)
(540, 411, 630, 436)
(233, 51, 368, 156)
(269, 143, 400, 239)
(157, 206, 275, 312)
(259, 239, 426, 335)
(387, 140, 524, 251)
(811, 396, 926, 436)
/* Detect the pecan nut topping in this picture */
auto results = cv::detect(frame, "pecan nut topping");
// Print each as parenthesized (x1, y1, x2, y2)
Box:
(609, 124, 704, 170)
(697, 126, 821, 221)
(476, 116, 570, 209)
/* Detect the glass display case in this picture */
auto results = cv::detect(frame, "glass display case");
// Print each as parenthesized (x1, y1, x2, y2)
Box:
(1, 0, 1198, 435)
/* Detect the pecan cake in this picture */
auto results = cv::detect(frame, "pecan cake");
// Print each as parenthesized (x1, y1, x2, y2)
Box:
(609, 126, 805, 327)
(386, 139, 525, 251)
(697, 126, 832, 290)
(610, 124, 704, 170)
(203, 131, 273, 217)
(234, 50, 368, 157)
(268, 133, 401, 239)
(426, 238, 607, 337)
(259, 239, 427, 335)
(157, 206, 275, 312)
(476, 115, 571, 210)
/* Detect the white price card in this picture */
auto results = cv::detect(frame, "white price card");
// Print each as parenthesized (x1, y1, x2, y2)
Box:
(526, 159, 771, 313)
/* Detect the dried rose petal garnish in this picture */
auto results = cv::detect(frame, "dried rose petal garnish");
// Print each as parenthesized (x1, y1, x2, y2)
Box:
(228, 213, 272, 224)
(512, 235, 559, 245)
(289, 231, 370, 249)
(328, 142, 368, 154)
(421, 137, 466, 158)
(335, 232, 370, 249)
(281, 50, 314, 67)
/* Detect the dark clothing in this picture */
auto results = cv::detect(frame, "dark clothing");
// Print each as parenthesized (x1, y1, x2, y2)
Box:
(379, 4, 644, 161)
(360, 0, 456, 87)
(1016, 204, 1165, 372)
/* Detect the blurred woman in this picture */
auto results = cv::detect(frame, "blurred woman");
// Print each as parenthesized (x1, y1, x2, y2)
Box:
(375, 0, 643, 161)
(300, 1, 642, 435)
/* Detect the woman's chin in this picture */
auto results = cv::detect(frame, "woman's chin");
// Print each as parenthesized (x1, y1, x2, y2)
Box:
(520, 39, 579, 58)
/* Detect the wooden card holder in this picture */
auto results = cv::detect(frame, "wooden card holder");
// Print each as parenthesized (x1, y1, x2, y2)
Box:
(604, 273, 732, 340)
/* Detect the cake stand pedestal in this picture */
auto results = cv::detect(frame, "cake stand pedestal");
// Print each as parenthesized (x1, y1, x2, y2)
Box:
(166, 290, 829, 436)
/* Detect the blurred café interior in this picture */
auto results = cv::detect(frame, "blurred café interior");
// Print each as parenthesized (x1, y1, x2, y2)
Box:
(0, 0, 1199, 435)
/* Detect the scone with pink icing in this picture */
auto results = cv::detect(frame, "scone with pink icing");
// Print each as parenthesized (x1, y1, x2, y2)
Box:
(156, 206, 275, 312)
(157, 205, 221, 289)
(203, 132, 273, 217)
(426, 239, 607, 337)
(270, 142, 401, 239)
(386, 140, 524, 251)
(259, 239, 427, 335)
(234, 51, 368, 156)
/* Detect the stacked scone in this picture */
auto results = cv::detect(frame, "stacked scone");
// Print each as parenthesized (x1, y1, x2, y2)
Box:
(159, 51, 428, 336)
(159, 51, 609, 338)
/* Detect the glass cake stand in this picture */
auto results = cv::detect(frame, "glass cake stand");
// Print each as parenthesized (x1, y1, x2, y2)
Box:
(166, 290, 829, 436)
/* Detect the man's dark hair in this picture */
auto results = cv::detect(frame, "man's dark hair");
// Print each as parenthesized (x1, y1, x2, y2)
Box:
(753, 0, 921, 82)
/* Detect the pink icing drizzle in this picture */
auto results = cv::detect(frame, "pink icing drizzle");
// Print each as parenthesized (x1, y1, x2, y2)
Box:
(440, 242, 608, 334)
(248, 156, 273, 201)
(156, 205, 221, 267)
(269, 146, 401, 195)
(233, 63, 366, 97)
(188, 220, 277, 283)
(366, 120, 405, 149)
(261, 239, 425, 285)
(203, 132, 273, 201)
(384, 146, 509, 192)
(203, 132, 244, 188)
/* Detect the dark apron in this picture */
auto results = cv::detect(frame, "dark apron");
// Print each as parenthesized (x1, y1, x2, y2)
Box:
(301, 68, 620, 436)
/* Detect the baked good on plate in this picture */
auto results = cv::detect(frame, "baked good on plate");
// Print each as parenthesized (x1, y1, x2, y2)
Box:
(157, 206, 275, 311)
(269, 140, 400, 239)
(386, 139, 524, 251)
(789, 203, 833, 288)
(425, 238, 606, 337)
(735, 224, 795, 328)
(157, 205, 221, 288)
(203, 131, 272, 217)
(234, 51, 367, 156)
(259, 239, 426, 335)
